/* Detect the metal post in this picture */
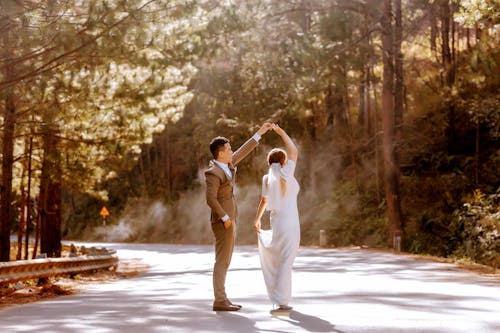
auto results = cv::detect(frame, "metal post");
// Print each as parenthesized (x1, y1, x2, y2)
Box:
(393, 230, 401, 252)
(319, 230, 327, 247)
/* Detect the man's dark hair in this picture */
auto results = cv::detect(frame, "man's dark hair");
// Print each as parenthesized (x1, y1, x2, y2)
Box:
(210, 136, 229, 159)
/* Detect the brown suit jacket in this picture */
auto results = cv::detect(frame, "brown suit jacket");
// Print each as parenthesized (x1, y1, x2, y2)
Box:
(205, 137, 258, 223)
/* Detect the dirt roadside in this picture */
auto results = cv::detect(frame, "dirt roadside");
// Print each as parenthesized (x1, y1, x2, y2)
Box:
(0, 258, 149, 310)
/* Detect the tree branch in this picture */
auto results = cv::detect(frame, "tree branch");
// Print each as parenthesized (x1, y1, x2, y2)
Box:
(0, 0, 156, 91)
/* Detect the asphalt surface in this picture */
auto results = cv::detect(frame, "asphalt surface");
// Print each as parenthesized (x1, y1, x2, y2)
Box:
(0, 243, 499, 333)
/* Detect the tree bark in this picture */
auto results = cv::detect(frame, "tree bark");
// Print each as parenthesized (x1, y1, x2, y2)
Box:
(394, 0, 404, 144)
(371, 67, 381, 204)
(24, 137, 33, 260)
(430, 2, 438, 56)
(358, 68, 366, 127)
(394, 0, 406, 249)
(325, 81, 334, 130)
(439, 0, 459, 154)
(299, 0, 312, 32)
(466, 27, 471, 49)
(440, 0, 453, 86)
(475, 119, 480, 186)
(0, 84, 15, 262)
(165, 126, 173, 200)
(363, 9, 373, 137)
(381, 0, 404, 249)
(39, 127, 62, 258)
(17, 164, 26, 260)
(366, 68, 372, 137)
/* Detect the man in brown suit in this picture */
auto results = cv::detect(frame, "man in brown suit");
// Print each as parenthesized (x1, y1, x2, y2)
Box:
(205, 123, 272, 311)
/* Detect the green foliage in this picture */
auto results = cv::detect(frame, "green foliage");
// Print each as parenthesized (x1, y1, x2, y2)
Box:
(2, 0, 204, 200)
(77, 0, 498, 265)
(456, 0, 500, 27)
(406, 212, 457, 256)
(451, 189, 500, 268)
(2, 0, 498, 269)
(300, 181, 387, 248)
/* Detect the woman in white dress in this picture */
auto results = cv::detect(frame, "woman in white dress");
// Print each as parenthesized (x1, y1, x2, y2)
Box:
(253, 124, 300, 312)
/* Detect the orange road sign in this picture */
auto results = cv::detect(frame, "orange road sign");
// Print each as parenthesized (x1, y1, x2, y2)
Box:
(99, 206, 110, 217)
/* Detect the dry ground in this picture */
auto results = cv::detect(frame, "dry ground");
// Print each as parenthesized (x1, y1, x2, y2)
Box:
(1, 243, 149, 310)
(0, 258, 149, 309)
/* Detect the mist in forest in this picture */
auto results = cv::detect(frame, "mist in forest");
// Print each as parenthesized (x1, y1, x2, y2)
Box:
(94, 200, 172, 242)
(93, 138, 385, 247)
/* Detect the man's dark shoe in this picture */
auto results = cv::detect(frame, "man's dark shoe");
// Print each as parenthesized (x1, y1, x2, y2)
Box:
(213, 300, 240, 311)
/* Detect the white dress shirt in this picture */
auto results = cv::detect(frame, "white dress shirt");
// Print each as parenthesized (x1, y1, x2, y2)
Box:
(213, 160, 233, 180)
(214, 133, 261, 222)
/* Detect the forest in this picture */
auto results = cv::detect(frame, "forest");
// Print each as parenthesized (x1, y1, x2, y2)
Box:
(0, 0, 498, 268)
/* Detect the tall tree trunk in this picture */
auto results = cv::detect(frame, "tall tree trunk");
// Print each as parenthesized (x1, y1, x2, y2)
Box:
(366, 68, 372, 137)
(474, 22, 481, 43)
(371, 67, 381, 204)
(394, 0, 405, 249)
(474, 119, 480, 186)
(1, 85, 16, 262)
(440, 0, 453, 86)
(394, 0, 404, 144)
(39, 127, 62, 258)
(466, 27, 471, 49)
(361, 10, 371, 134)
(325, 81, 334, 130)
(145, 145, 152, 193)
(365, 20, 373, 138)
(139, 154, 147, 196)
(358, 69, 366, 127)
(381, 0, 404, 249)
(452, 17, 457, 73)
(153, 140, 159, 188)
(41, 181, 62, 258)
(332, 79, 349, 131)
(17, 164, 26, 260)
(166, 127, 173, 200)
(299, 0, 312, 32)
(430, 2, 438, 57)
(24, 137, 33, 260)
(342, 65, 360, 194)
(0, 49, 17, 262)
(439, 0, 458, 154)
(32, 196, 41, 259)
(304, 115, 318, 196)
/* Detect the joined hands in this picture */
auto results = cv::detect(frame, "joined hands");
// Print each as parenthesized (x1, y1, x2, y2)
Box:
(257, 122, 286, 137)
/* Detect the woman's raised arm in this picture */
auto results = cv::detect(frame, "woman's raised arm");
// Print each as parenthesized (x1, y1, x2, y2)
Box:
(273, 124, 298, 162)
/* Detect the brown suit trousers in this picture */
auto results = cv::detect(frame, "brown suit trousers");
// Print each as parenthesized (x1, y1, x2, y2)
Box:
(205, 137, 258, 302)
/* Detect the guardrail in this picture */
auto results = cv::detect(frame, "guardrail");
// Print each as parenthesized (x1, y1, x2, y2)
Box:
(0, 255, 118, 285)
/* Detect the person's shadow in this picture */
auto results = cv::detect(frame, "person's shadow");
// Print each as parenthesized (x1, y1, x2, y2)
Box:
(275, 310, 345, 333)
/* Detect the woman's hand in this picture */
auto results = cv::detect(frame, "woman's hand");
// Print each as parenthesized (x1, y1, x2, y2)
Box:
(253, 219, 261, 232)
(272, 123, 285, 136)
(272, 123, 298, 161)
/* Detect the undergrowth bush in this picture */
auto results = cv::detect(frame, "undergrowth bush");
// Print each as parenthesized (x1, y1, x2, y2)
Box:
(452, 189, 500, 268)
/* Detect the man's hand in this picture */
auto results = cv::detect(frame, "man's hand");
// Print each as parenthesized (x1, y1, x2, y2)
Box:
(257, 122, 273, 136)
(224, 219, 233, 229)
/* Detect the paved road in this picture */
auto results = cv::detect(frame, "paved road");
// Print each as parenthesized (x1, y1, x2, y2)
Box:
(1, 243, 499, 333)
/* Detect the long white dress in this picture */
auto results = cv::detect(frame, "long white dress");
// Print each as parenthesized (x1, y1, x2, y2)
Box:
(257, 160, 300, 306)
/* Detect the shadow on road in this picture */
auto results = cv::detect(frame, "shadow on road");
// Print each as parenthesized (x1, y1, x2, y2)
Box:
(214, 312, 258, 332)
(275, 310, 344, 333)
(1, 243, 498, 333)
